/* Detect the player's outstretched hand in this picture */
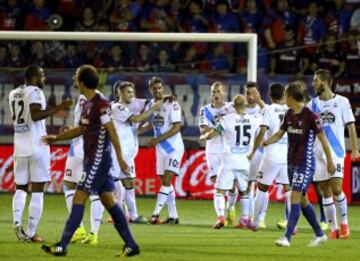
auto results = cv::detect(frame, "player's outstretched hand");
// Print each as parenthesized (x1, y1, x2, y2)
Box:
(42, 135, 58, 145)
(199, 134, 208, 141)
(54, 110, 69, 119)
(118, 158, 130, 176)
(152, 100, 163, 111)
(59, 125, 72, 134)
(351, 151, 360, 161)
(327, 161, 336, 176)
(60, 99, 73, 110)
(148, 138, 160, 147)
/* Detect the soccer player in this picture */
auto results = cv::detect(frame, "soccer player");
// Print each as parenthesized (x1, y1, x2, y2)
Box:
(200, 94, 260, 229)
(41, 65, 139, 257)
(242, 82, 266, 228)
(309, 69, 359, 239)
(61, 92, 105, 245)
(247, 83, 291, 231)
(111, 81, 163, 223)
(199, 82, 237, 225)
(263, 82, 335, 247)
(9, 65, 73, 242)
(144, 76, 184, 224)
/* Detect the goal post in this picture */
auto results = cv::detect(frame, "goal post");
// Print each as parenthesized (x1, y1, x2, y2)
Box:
(0, 31, 258, 82)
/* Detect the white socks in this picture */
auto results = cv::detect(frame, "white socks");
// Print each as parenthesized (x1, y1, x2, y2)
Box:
(153, 186, 170, 216)
(252, 190, 267, 226)
(214, 193, 225, 217)
(90, 195, 104, 235)
(240, 193, 250, 217)
(12, 189, 27, 225)
(27, 192, 43, 238)
(323, 196, 338, 231)
(64, 189, 75, 214)
(259, 191, 268, 222)
(335, 192, 348, 225)
(167, 185, 178, 219)
(125, 187, 138, 220)
(285, 190, 291, 220)
(227, 191, 238, 211)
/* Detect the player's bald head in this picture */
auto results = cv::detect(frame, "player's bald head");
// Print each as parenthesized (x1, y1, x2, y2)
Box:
(233, 94, 246, 111)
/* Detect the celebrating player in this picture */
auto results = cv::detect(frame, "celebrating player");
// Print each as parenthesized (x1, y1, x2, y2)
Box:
(144, 76, 184, 224)
(309, 69, 360, 239)
(111, 81, 162, 223)
(263, 82, 335, 247)
(247, 83, 291, 231)
(200, 94, 260, 229)
(198, 82, 237, 225)
(41, 65, 139, 257)
(9, 65, 72, 242)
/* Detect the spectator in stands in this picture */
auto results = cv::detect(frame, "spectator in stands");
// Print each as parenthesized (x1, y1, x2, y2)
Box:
(313, 34, 346, 78)
(24, 0, 51, 31)
(151, 48, 175, 72)
(297, 2, 326, 57)
(7, 43, 25, 67)
(264, 0, 297, 49)
(182, 0, 209, 32)
(83, 0, 114, 20)
(178, 44, 200, 73)
(104, 44, 128, 71)
(46, 41, 66, 68)
(210, 0, 239, 33)
(0, 0, 24, 30)
(0, 45, 8, 67)
(350, 7, 360, 32)
(344, 30, 360, 77)
(110, 0, 138, 31)
(202, 43, 230, 74)
(166, 0, 184, 32)
(75, 7, 97, 31)
(57, 0, 82, 31)
(239, 0, 264, 33)
(269, 26, 301, 76)
(325, 0, 351, 38)
(131, 43, 152, 72)
(140, 0, 171, 32)
(29, 41, 52, 67)
(63, 44, 82, 68)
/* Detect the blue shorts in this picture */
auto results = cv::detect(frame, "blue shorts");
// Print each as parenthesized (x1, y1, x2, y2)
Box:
(288, 163, 315, 193)
(77, 159, 114, 195)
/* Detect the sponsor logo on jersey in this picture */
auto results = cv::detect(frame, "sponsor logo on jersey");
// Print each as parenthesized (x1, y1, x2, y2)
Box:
(287, 126, 303, 134)
(320, 111, 336, 124)
(153, 114, 165, 127)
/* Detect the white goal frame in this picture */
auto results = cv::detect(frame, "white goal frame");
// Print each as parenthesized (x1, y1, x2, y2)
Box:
(0, 31, 257, 82)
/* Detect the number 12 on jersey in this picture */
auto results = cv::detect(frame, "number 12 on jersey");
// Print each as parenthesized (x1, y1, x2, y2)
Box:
(11, 100, 25, 124)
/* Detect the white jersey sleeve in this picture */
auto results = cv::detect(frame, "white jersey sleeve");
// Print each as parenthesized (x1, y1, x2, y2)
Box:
(112, 103, 133, 122)
(170, 102, 181, 123)
(341, 97, 355, 125)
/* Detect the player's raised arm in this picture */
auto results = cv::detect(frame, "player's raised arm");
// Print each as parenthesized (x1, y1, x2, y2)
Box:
(248, 126, 267, 160)
(347, 123, 360, 161)
(317, 131, 336, 175)
(42, 126, 84, 144)
(30, 99, 73, 121)
(104, 120, 130, 175)
(130, 100, 163, 123)
(263, 129, 285, 146)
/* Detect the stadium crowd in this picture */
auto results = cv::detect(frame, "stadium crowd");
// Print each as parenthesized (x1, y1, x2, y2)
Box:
(0, 0, 359, 77)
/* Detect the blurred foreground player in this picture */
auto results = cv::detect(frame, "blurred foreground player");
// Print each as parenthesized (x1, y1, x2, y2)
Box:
(41, 65, 139, 257)
(263, 82, 335, 247)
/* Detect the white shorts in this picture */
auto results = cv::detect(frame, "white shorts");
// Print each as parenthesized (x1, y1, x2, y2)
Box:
(206, 153, 222, 178)
(110, 155, 136, 180)
(215, 167, 249, 192)
(63, 156, 83, 183)
(257, 159, 289, 186)
(13, 149, 51, 185)
(313, 156, 344, 182)
(156, 148, 184, 176)
(249, 149, 263, 182)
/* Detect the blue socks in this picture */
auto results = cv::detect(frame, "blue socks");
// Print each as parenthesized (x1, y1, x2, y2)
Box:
(285, 204, 301, 241)
(60, 204, 85, 249)
(108, 204, 137, 249)
(302, 204, 324, 237)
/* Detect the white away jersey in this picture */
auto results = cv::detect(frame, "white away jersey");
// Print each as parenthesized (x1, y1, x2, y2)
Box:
(127, 98, 147, 115)
(145, 99, 184, 153)
(261, 103, 288, 163)
(216, 112, 261, 170)
(9, 85, 49, 157)
(308, 95, 355, 159)
(112, 102, 137, 157)
(199, 102, 234, 153)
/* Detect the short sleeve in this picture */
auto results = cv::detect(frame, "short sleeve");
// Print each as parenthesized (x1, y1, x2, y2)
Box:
(170, 101, 181, 123)
(341, 97, 355, 125)
(260, 107, 271, 128)
(280, 111, 289, 132)
(99, 101, 112, 125)
(28, 88, 44, 105)
(199, 106, 209, 127)
(310, 112, 323, 134)
(112, 103, 133, 122)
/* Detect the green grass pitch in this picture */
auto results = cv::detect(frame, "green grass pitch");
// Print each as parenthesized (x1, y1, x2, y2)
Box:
(0, 193, 359, 260)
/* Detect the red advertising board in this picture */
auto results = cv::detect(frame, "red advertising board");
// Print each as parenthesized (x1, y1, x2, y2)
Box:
(0, 145, 354, 204)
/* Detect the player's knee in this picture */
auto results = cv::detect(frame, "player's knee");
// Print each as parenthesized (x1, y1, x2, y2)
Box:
(257, 183, 268, 192)
(15, 184, 28, 192)
(31, 182, 45, 192)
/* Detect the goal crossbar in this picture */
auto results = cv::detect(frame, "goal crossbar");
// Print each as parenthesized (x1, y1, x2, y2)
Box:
(0, 31, 257, 81)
